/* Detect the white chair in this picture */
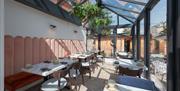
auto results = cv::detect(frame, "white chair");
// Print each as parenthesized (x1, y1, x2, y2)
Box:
(41, 66, 71, 91)
(41, 78, 67, 91)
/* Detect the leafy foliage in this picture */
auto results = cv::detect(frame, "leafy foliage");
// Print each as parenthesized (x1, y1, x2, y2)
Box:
(159, 21, 167, 35)
(72, 3, 111, 35)
(122, 28, 131, 35)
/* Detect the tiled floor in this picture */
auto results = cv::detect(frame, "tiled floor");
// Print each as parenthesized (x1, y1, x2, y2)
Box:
(26, 58, 166, 91)
(27, 59, 118, 91)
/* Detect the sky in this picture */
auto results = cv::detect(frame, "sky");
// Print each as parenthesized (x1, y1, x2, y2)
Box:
(151, 0, 167, 26)
(109, 0, 167, 27)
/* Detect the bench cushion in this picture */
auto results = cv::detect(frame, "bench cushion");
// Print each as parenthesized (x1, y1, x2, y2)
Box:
(116, 76, 155, 91)
(5, 72, 43, 91)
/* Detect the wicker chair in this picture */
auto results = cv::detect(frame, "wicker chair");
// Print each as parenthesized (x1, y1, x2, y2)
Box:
(80, 56, 92, 83)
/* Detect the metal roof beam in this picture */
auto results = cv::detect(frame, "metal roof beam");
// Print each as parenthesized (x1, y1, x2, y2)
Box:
(86, 24, 132, 30)
(118, 0, 146, 6)
(102, 24, 132, 29)
(103, 3, 140, 14)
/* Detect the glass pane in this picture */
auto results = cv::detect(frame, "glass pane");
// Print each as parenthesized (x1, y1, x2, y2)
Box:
(102, 0, 147, 23)
(43, 0, 64, 17)
(25, 0, 37, 6)
(134, 0, 149, 3)
(72, 16, 81, 25)
(102, 0, 144, 12)
(109, 12, 132, 25)
(107, 6, 138, 19)
(61, 10, 74, 22)
(60, 1, 72, 12)
(125, 17, 136, 22)
(50, 0, 58, 4)
(36, 0, 49, 11)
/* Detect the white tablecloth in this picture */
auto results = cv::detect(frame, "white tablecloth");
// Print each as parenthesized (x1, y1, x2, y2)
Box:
(70, 53, 93, 59)
(22, 59, 75, 76)
(115, 58, 148, 70)
(116, 52, 128, 56)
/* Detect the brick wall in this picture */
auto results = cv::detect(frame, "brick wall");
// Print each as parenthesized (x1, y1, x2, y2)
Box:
(93, 36, 167, 57)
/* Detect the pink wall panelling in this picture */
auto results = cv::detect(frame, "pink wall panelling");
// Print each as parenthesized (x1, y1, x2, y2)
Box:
(4, 35, 14, 76)
(39, 38, 46, 62)
(54, 39, 59, 59)
(14, 36, 25, 74)
(4, 35, 85, 76)
(24, 37, 33, 65)
(32, 38, 40, 64)
(50, 39, 56, 60)
(45, 38, 51, 60)
(58, 40, 63, 57)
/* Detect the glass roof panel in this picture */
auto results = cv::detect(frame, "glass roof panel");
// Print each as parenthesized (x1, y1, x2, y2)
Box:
(24, 0, 37, 5)
(102, 0, 144, 12)
(134, 0, 149, 3)
(108, 12, 132, 25)
(43, 0, 63, 16)
(102, 0, 147, 23)
(36, 0, 49, 11)
(106, 5, 138, 18)
(125, 17, 136, 22)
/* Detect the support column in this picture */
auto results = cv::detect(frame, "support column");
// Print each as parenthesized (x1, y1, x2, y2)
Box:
(131, 25, 135, 59)
(98, 33, 101, 54)
(112, 28, 117, 57)
(167, 0, 180, 90)
(144, 9, 150, 79)
(86, 29, 88, 51)
(136, 21, 140, 61)
(0, 0, 4, 90)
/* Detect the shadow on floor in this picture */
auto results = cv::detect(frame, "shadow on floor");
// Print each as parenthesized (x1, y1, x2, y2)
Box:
(26, 63, 118, 91)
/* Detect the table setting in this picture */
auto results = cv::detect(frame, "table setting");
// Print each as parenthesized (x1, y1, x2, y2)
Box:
(22, 58, 76, 77)
(114, 58, 148, 71)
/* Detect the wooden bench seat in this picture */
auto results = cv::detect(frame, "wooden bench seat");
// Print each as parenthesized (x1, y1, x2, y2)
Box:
(5, 72, 43, 91)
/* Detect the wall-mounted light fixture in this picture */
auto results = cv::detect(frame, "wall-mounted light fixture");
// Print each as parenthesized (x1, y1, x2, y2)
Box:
(49, 24, 57, 31)
(73, 30, 78, 33)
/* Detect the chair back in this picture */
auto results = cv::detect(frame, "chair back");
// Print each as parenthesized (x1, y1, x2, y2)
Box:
(72, 62, 81, 70)
(118, 66, 143, 78)
(53, 65, 72, 79)
(60, 65, 72, 77)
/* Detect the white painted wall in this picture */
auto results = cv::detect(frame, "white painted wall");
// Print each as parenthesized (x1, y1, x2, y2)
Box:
(5, 0, 85, 40)
(0, 0, 4, 90)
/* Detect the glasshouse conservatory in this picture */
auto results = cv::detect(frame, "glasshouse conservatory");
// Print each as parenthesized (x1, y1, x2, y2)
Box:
(0, 0, 179, 91)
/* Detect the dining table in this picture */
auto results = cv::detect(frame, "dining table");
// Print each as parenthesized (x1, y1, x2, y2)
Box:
(22, 58, 76, 77)
(114, 58, 148, 71)
(70, 52, 95, 61)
